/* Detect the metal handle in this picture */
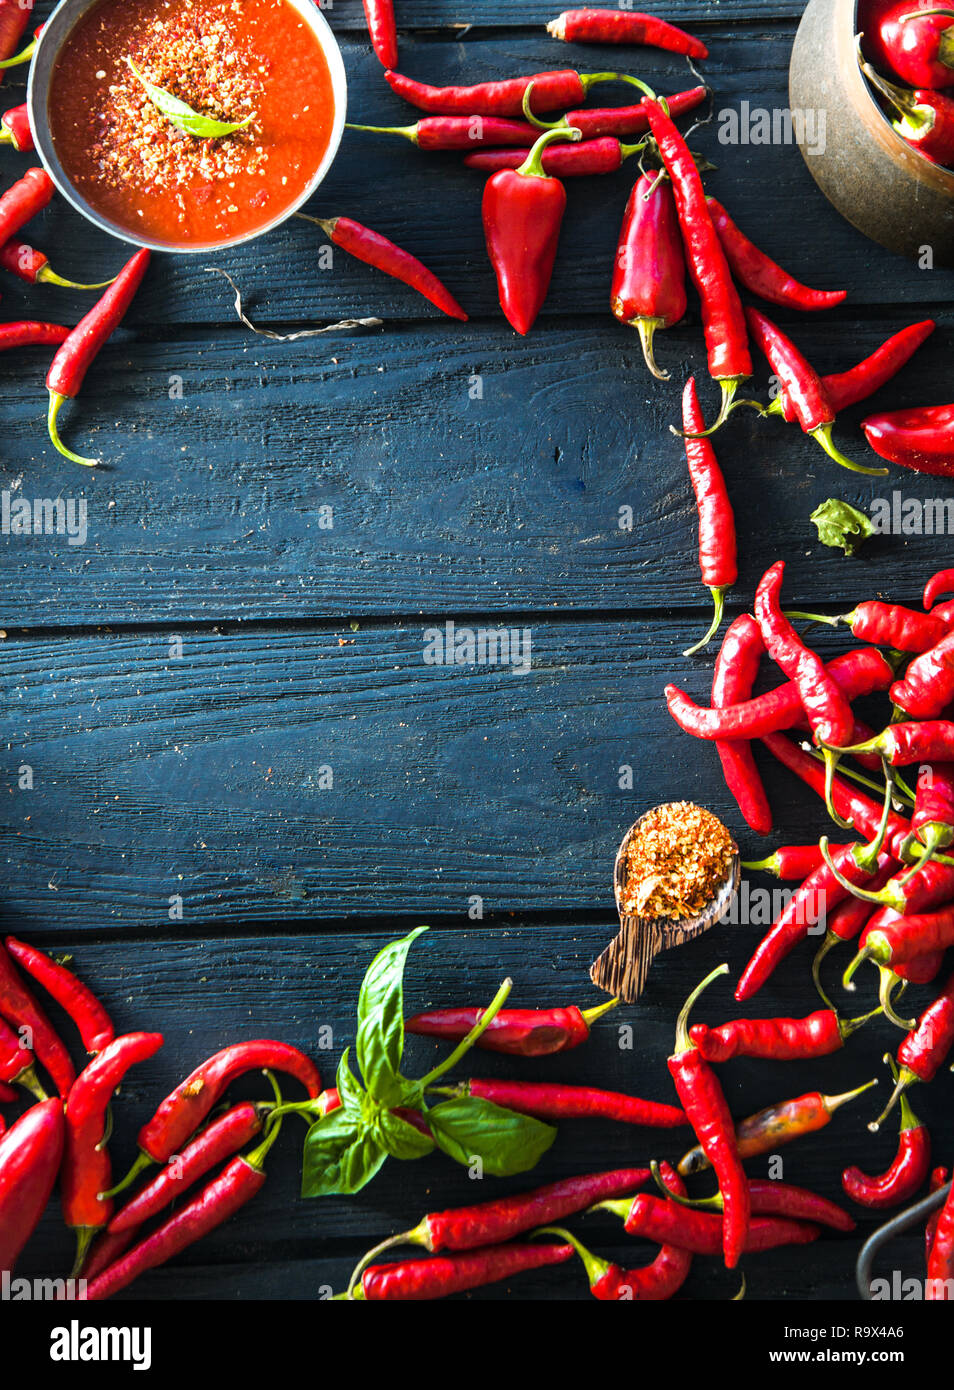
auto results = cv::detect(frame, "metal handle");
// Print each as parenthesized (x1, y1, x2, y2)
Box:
(856, 1180, 951, 1299)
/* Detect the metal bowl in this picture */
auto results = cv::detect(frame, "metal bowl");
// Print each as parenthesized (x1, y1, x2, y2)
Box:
(790, 0, 954, 263)
(27, 0, 348, 254)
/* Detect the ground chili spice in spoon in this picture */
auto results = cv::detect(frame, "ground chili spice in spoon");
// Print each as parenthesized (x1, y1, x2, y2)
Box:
(618, 801, 734, 920)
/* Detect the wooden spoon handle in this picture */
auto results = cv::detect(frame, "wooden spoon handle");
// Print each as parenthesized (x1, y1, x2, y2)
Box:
(590, 917, 663, 1003)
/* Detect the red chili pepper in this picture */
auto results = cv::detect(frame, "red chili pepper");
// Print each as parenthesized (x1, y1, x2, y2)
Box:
(0, 103, 31, 151)
(769, 320, 936, 423)
(482, 123, 581, 335)
(735, 842, 897, 1001)
(0, 1098, 63, 1275)
(655, 1163, 856, 1231)
(666, 964, 749, 1267)
(546, 9, 708, 57)
(891, 632, 954, 716)
(79, 1228, 136, 1283)
(5, 936, 113, 1055)
(601, 1192, 819, 1256)
(862, 59, 954, 160)
(785, 599, 953, 654)
(46, 247, 151, 467)
(928, 1176, 954, 1297)
(385, 67, 630, 118)
(677, 1080, 877, 1174)
(707, 198, 846, 311)
(407, 994, 616, 1055)
(862, 402, 954, 475)
(0, 167, 52, 244)
(563, 84, 707, 138)
(832, 719, 954, 766)
(843, 1087, 931, 1209)
(0, 321, 70, 351)
(0, 1, 32, 83)
(83, 1122, 283, 1301)
(811, 867, 891, 1007)
(120, 1040, 320, 1191)
(0, 940, 74, 1097)
(873, 1, 954, 87)
(868, 971, 954, 1131)
(0, 1013, 46, 1100)
(666, 646, 894, 741)
(925, 568, 954, 610)
(742, 843, 829, 879)
(349, 114, 539, 148)
(108, 1101, 267, 1236)
(689, 1006, 876, 1063)
(746, 308, 885, 475)
(680, 376, 737, 655)
(465, 134, 642, 177)
(864, 894, 954, 966)
(645, 100, 751, 429)
(349, 1241, 573, 1300)
(712, 615, 772, 835)
(926, 1166, 949, 1265)
(62, 1032, 164, 1274)
(0, 238, 117, 290)
(362, 0, 397, 69)
(0, 1081, 14, 1104)
(301, 215, 467, 321)
(452, 1078, 686, 1127)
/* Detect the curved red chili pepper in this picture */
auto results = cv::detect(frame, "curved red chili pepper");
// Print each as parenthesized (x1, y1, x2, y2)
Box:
(689, 1006, 875, 1063)
(457, 1078, 686, 1127)
(891, 633, 954, 717)
(5, 936, 113, 1054)
(351, 1241, 574, 1301)
(0, 167, 52, 246)
(834, 719, 954, 766)
(362, 0, 397, 69)
(681, 376, 737, 655)
(0, 238, 117, 290)
(712, 614, 772, 834)
(873, 1, 954, 88)
(842, 1091, 931, 1209)
(708, 199, 846, 311)
(547, 9, 708, 57)
(0, 1013, 46, 1100)
(603, 1192, 819, 1256)
(611, 172, 686, 379)
(385, 67, 626, 118)
(769, 321, 936, 423)
(63, 1032, 164, 1274)
(407, 996, 617, 1056)
(304, 215, 467, 322)
(0, 940, 74, 1097)
(862, 402, 954, 476)
(925, 568, 954, 611)
(0, 1098, 63, 1275)
(657, 1164, 856, 1232)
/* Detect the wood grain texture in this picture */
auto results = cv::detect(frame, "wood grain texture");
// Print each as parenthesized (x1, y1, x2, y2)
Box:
(12, 927, 938, 1301)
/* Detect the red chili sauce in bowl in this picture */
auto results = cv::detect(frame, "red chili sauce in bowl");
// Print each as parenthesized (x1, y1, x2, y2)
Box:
(47, 0, 336, 247)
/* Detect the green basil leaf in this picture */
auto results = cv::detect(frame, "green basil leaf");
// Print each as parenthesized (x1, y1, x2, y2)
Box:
(810, 498, 874, 557)
(426, 1097, 556, 1177)
(127, 58, 254, 138)
(376, 1108, 436, 1161)
(356, 925, 428, 1107)
(301, 1111, 386, 1197)
(336, 1048, 365, 1117)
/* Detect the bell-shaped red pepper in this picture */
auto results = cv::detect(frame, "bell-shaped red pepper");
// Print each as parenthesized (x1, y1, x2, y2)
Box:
(870, 1, 954, 88)
(611, 171, 686, 380)
(482, 124, 580, 335)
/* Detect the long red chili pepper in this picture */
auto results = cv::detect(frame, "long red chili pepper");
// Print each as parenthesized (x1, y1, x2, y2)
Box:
(681, 376, 737, 655)
(862, 60, 954, 161)
(465, 134, 643, 177)
(0, 1098, 63, 1275)
(563, 84, 707, 138)
(62, 1032, 164, 1274)
(349, 114, 540, 148)
(547, 9, 708, 57)
(114, 1039, 320, 1193)
(0, 1014, 46, 1099)
(645, 100, 751, 430)
(868, 971, 954, 1130)
(611, 171, 686, 380)
(0, 940, 74, 1097)
(862, 402, 954, 476)
(854, 889, 954, 978)
(0, 238, 116, 290)
(811, 869, 890, 1007)
(0, 0, 32, 84)
(46, 247, 151, 467)
(83, 1122, 284, 1301)
(829, 719, 954, 765)
(385, 68, 635, 118)
(873, 1, 954, 87)
(0, 321, 70, 351)
(482, 121, 582, 335)
(742, 843, 829, 879)
(362, 0, 397, 69)
(5, 936, 113, 1054)
(842, 1088, 931, 1209)
(449, 1078, 686, 1127)
(666, 964, 749, 1267)
(746, 308, 885, 474)
(707, 199, 846, 311)
(891, 632, 954, 716)
(348, 1241, 574, 1301)
(689, 1006, 877, 1063)
(712, 614, 772, 834)
(407, 995, 617, 1055)
(109, 1101, 267, 1236)
(928, 1169, 954, 1297)
(299, 214, 467, 321)
(677, 1080, 877, 1174)
(0, 167, 53, 245)
(784, 599, 953, 654)
(925, 567, 954, 610)
(79, 1228, 136, 1283)
(656, 1169, 856, 1232)
(0, 103, 31, 151)
(667, 645, 895, 743)
(926, 1166, 949, 1266)
(768, 320, 935, 422)
(601, 1193, 819, 1256)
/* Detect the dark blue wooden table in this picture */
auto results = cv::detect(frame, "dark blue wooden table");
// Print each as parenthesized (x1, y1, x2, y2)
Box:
(6, 0, 954, 1300)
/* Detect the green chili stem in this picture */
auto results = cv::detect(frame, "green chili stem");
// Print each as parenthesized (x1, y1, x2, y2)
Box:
(48, 392, 99, 468)
(673, 962, 729, 1054)
(418, 977, 513, 1087)
(683, 587, 726, 658)
(810, 423, 889, 476)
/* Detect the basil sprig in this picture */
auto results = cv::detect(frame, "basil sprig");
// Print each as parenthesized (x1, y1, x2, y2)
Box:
(127, 58, 254, 138)
(298, 927, 556, 1198)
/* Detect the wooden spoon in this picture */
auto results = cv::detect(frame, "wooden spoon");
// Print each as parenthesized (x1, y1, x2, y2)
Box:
(590, 803, 740, 1003)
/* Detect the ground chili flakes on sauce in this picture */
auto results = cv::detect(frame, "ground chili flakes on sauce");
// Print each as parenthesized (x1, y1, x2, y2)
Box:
(620, 802, 734, 920)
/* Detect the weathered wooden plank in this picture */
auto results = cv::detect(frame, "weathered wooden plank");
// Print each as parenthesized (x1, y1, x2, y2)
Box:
(314, 0, 803, 30)
(0, 316, 949, 626)
(0, 616, 907, 930)
(13, 927, 940, 1300)
(5, 28, 952, 327)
